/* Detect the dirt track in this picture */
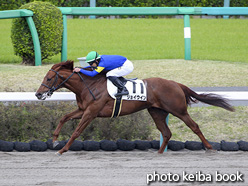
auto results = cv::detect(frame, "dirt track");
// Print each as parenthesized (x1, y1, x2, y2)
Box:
(0, 149, 247, 186)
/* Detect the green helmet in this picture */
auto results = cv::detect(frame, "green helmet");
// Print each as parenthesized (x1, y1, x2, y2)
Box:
(85, 51, 101, 64)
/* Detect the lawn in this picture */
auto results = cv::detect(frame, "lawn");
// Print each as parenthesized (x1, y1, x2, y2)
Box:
(0, 59, 248, 92)
(0, 18, 248, 64)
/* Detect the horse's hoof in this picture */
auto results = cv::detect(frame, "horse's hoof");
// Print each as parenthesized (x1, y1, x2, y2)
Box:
(53, 141, 59, 149)
(157, 150, 163, 154)
(55, 151, 62, 156)
(205, 149, 217, 154)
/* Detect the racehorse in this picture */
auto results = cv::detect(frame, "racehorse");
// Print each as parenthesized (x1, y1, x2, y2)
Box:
(35, 60, 234, 155)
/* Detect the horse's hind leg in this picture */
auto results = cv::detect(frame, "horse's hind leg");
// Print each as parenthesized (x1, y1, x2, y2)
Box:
(53, 108, 83, 146)
(148, 107, 171, 154)
(176, 112, 213, 150)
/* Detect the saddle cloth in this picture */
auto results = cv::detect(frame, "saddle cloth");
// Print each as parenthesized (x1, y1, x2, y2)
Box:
(107, 78, 147, 101)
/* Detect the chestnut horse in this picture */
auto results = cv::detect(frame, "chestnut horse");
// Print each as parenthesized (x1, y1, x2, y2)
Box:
(36, 61, 234, 155)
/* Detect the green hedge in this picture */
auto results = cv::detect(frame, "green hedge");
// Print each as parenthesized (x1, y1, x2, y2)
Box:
(0, 102, 154, 142)
(11, 1, 63, 65)
(0, 0, 26, 11)
(1, 0, 248, 11)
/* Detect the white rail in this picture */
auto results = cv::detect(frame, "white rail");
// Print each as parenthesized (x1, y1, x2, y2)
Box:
(0, 91, 248, 102)
(0, 92, 76, 102)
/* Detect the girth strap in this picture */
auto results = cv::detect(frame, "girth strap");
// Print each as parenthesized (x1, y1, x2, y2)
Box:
(111, 96, 123, 118)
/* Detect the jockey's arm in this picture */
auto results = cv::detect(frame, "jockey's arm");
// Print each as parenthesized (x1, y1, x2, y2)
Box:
(78, 66, 105, 77)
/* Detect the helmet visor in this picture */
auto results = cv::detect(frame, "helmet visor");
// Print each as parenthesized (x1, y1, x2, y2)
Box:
(88, 61, 95, 65)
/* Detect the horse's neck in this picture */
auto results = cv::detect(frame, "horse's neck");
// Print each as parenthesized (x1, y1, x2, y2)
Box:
(64, 72, 106, 96)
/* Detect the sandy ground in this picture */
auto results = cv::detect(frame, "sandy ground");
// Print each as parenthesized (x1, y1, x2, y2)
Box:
(0, 149, 247, 186)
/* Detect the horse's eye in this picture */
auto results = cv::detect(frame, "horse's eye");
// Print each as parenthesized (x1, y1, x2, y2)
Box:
(47, 78, 52, 82)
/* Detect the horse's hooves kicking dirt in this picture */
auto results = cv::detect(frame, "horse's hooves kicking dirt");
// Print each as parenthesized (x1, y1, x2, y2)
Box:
(55, 151, 62, 156)
(205, 149, 218, 154)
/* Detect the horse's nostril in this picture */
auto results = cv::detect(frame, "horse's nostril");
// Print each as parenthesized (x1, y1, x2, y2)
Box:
(35, 93, 42, 99)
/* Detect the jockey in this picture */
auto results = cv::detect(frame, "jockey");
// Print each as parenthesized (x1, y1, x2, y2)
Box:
(73, 51, 134, 97)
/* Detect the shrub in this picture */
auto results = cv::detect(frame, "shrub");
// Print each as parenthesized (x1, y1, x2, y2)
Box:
(0, 0, 26, 11)
(61, 0, 89, 7)
(231, 0, 248, 7)
(11, 1, 63, 65)
(0, 102, 155, 142)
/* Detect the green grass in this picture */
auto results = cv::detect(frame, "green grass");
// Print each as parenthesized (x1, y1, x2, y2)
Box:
(191, 19, 248, 62)
(0, 19, 20, 63)
(0, 18, 248, 63)
(1, 59, 248, 92)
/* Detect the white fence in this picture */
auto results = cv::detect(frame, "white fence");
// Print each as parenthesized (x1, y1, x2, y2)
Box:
(0, 92, 75, 102)
(0, 91, 248, 102)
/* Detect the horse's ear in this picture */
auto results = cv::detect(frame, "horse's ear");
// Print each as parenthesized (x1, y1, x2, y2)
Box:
(68, 60, 74, 71)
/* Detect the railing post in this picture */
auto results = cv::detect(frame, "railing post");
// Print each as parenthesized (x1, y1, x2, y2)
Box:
(25, 16, 42, 66)
(61, 14, 67, 62)
(223, 0, 230, 19)
(160, 115, 169, 152)
(184, 15, 191, 60)
(90, 0, 96, 19)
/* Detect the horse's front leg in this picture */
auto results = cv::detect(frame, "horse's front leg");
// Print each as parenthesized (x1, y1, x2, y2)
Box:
(53, 108, 84, 147)
(57, 108, 97, 155)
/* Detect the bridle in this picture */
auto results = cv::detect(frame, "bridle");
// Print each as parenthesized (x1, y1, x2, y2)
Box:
(41, 68, 96, 100)
(41, 69, 75, 98)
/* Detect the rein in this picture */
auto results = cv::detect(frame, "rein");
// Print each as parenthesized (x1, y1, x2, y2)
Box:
(41, 69, 96, 100)
(77, 73, 96, 100)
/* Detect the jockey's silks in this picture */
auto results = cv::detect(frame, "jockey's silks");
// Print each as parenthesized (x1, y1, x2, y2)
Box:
(79, 55, 127, 77)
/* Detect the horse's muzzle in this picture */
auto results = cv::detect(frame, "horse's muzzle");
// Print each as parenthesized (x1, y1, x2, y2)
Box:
(35, 92, 49, 100)
(35, 90, 54, 100)
(35, 92, 44, 100)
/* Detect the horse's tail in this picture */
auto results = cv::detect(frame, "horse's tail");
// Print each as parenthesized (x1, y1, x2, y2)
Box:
(177, 83, 235, 112)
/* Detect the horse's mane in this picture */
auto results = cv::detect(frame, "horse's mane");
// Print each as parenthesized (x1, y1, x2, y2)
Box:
(52, 60, 74, 71)
(51, 60, 106, 79)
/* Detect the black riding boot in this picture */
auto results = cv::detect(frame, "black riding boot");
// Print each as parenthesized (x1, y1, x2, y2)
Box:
(108, 76, 129, 97)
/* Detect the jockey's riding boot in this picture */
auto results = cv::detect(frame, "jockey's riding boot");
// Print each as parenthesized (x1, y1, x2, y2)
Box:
(107, 76, 129, 97)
